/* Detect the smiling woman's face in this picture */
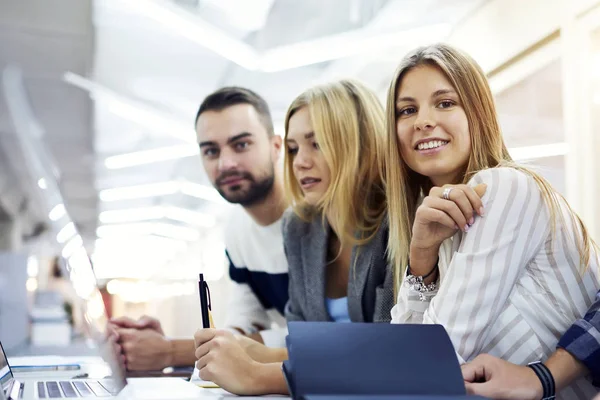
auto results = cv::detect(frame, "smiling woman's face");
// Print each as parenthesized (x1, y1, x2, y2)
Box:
(395, 65, 471, 186)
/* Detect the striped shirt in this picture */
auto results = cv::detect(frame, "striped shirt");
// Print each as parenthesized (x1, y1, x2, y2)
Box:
(391, 167, 600, 399)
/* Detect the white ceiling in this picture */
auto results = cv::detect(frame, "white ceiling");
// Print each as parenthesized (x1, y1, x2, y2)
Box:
(80, 0, 489, 279)
(11, 0, 573, 280)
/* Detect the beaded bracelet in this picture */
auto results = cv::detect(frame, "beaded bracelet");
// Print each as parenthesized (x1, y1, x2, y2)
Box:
(405, 262, 439, 301)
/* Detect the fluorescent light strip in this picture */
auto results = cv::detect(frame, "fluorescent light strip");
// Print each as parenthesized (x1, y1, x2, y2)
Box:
(94, 236, 188, 254)
(259, 23, 452, 72)
(99, 207, 165, 223)
(99, 206, 216, 227)
(508, 142, 568, 161)
(164, 207, 216, 227)
(96, 222, 200, 242)
(110, 0, 449, 72)
(48, 203, 66, 221)
(99, 181, 224, 203)
(119, 0, 258, 70)
(56, 222, 76, 244)
(179, 182, 225, 203)
(63, 72, 195, 144)
(105, 145, 198, 169)
(99, 181, 180, 201)
(62, 235, 83, 258)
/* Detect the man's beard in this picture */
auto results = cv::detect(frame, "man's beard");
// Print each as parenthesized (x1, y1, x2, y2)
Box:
(215, 166, 275, 207)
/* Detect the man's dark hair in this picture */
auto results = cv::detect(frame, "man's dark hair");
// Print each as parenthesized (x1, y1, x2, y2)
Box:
(195, 87, 274, 137)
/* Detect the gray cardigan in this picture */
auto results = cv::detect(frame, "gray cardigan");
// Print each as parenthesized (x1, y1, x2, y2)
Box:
(282, 210, 394, 323)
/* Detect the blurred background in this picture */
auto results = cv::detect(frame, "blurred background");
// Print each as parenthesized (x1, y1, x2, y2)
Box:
(0, 0, 598, 354)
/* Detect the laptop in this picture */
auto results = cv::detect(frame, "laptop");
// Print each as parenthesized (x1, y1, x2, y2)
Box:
(0, 250, 206, 399)
(0, 340, 121, 398)
(0, 244, 204, 400)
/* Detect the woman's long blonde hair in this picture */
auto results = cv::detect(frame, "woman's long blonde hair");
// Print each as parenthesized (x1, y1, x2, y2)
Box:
(284, 79, 387, 247)
(385, 43, 597, 290)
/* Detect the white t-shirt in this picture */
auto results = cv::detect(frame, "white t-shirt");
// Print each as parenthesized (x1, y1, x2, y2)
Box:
(223, 206, 289, 347)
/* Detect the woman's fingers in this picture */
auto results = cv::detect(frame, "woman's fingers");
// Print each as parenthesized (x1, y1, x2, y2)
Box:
(416, 201, 461, 231)
(422, 196, 469, 231)
(461, 183, 486, 216)
(430, 183, 487, 222)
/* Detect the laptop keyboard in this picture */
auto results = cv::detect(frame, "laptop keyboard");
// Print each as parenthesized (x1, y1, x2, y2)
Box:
(36, 380, 115, 398)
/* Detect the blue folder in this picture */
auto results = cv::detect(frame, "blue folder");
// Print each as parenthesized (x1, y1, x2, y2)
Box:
(284, 322, 488, 400)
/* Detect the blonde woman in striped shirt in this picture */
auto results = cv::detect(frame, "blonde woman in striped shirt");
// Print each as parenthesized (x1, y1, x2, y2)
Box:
(385, 43, 599, 399)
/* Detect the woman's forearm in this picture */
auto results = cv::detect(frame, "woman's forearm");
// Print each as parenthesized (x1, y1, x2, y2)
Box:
(409, 244, 439, 284)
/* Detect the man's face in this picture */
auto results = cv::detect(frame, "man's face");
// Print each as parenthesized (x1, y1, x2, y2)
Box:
(196, 104, 280, 206)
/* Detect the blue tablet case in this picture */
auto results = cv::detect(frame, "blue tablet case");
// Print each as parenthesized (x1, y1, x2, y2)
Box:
(284, 322, 487, 400)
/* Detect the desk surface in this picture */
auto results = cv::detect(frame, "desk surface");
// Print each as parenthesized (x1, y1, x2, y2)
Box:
(9, 355, 291, 399)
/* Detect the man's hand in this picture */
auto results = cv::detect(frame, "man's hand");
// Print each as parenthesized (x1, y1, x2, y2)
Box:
(194, 329, 264, 395)
(110, 315, 164, 335)
(103, 325, 126, 371)
(462, 354, 542, 400)
(117, 328, 173, 371)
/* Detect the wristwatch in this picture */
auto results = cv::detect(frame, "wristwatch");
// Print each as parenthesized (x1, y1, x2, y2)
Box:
(527, 361, 556, 400)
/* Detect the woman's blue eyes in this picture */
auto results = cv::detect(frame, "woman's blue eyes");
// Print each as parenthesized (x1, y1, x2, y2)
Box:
(397, 101, 456, 117)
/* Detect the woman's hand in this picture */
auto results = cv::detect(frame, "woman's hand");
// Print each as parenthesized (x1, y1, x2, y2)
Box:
(194, 329, 263, 395)
(409, 183, 487, 276)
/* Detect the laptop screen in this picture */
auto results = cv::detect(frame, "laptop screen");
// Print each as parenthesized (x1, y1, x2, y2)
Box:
(63, 248, 127, 392)
(0, 341, 14, 396)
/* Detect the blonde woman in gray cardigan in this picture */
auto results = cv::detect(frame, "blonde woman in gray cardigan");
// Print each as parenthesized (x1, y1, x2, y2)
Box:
(193, 79, 394, 396)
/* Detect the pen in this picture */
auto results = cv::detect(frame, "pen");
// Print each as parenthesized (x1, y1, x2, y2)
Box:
(196, 273, 219, 389)
(198, 273, 214, 329)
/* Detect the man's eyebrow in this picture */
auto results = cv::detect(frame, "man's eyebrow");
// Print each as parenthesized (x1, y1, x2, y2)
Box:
(199, 140, 217, 148)
(199, 132, 253, 148)
(227, 132, 252, 144)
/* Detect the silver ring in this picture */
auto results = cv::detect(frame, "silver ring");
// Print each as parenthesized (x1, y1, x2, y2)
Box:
(442, 187, 453, 200)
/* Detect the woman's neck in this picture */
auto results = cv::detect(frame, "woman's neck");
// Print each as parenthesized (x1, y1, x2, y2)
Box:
(429, 166, 467, 187)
